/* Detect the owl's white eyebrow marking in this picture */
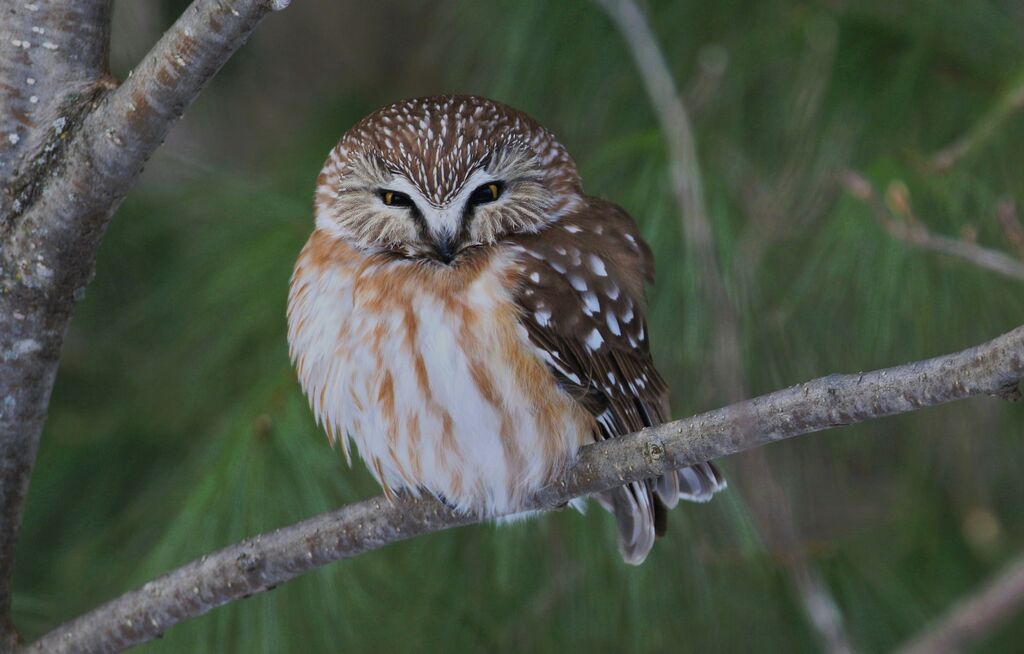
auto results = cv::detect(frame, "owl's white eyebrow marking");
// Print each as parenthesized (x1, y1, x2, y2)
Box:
(588, 255, 607, 277)
(586, 329, 603, 350)
(582, 291, 599, 315)
(568, 275, 587, 292)
(605, 313, 621, 336)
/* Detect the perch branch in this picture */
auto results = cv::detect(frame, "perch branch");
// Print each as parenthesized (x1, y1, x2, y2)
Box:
(842, 171, 1024, 282)
(897, 552, 1024, 654)
(0, 0, 288, 647)
(25, 324, 1024, 654)
(595, 1, 854, 650)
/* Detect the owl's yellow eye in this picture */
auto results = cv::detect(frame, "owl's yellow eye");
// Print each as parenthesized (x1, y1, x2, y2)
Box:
(468, 181, 504, 206)
(379, 189, 413, 207)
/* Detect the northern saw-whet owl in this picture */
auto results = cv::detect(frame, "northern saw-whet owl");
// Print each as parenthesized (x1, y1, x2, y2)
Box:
(287, 96, 726, 564)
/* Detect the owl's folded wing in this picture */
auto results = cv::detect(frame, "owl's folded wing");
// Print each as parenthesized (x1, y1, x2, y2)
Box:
(509, 198, 725, 564)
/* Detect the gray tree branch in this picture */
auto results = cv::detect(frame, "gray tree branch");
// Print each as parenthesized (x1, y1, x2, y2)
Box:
(593, 2, 854, 651)
(0, 0, 289, 648)
(24, 323, 1024, 654)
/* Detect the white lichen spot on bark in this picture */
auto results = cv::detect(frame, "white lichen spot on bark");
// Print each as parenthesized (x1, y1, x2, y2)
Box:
(3, 340, 42, 361)
(2, 396, 16, 419)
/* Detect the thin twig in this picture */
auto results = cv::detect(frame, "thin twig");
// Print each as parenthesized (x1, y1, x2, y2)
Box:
(996, 199, 1024, 260)
(595, 2, 855, 651)
(842, 171, 1024, 282)
(930, 67, 1024, 172)
(24, 323, 1024, 654)
(897, 552, 1024, 654)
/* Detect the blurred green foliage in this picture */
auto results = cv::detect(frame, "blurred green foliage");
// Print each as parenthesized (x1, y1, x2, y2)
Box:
(11, 0, 1024, 651)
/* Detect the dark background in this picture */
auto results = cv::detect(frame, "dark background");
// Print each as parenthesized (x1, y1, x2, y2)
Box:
(12, 1, 1024, 651)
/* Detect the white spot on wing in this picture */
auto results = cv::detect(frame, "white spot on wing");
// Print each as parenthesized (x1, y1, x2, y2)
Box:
(586, 329, 603, 350)
(568, 275, 587, 292)
(605, 313, 621, 336)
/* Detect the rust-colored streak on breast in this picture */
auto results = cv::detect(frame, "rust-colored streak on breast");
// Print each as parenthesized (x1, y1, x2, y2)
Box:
(405, 412, 423, 479)
(301, 229, 353, 270)
(378, 369, 411, 484)
(349, 387, 364, 413)
(436, 412, 458, 483)
(400, 294, 461, 474)
(377, 369, 397, 441)
(371, 456, 396, 501)
(459, 299, 526, 492)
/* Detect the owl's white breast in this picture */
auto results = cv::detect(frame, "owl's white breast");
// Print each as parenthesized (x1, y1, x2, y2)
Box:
(287, 231, 593, 515)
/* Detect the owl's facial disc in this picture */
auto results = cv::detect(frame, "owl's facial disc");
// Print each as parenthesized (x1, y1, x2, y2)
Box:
(319, 145, 564, 265)
(371, 168, 507, 265)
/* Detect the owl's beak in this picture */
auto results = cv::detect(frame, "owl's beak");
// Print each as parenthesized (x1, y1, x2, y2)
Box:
(431, 234, 459, 265)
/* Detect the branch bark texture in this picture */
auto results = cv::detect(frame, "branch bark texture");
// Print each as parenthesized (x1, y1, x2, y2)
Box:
(25, 324, 1024, 654)
(0, 0, 288, 647)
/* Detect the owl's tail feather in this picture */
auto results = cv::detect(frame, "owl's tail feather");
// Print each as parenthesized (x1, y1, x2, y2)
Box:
(671, 462, 728, 504)
(595, 480, 656, 565)
(599, 463, 727, 565)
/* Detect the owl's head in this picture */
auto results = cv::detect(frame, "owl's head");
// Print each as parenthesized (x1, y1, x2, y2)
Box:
(314, 96, 584, 264)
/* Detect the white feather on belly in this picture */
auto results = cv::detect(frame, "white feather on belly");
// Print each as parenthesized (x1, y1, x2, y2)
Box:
(288, 233, 592, 515)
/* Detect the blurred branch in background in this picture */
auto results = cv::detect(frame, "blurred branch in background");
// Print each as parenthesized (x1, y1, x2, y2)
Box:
(897, 552, 1024, 654)
(25, 323, 1024, 654)
(726, 16, 854, 285)
(593, 1, 855, 651)
(842, 172, 1024, 282)
(929, 67, 1024, 172)
(681, 44, 729, 118)
(997, 199, 1024, 260)
(0, 0, 290, 648)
